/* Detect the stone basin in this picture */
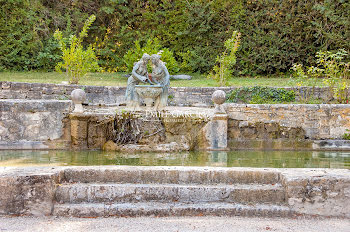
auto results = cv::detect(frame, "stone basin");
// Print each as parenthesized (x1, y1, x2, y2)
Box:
(135, 85, 162, 107)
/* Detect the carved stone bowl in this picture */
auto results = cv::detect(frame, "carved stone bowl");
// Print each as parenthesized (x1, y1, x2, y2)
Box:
(135, 85, 163, 107)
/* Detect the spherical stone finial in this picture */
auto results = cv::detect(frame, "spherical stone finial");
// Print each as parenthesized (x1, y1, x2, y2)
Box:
(71, 89, 86, 113)
(212, 90, 226, 105)
(71, 89, 86, 104)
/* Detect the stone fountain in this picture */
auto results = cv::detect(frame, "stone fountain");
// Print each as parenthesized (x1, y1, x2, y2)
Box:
(135, 85, 163, 108)
(125, 53, 170, 110)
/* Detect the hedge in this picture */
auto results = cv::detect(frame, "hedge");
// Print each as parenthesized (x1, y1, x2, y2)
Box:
(0, 0, 348, 75)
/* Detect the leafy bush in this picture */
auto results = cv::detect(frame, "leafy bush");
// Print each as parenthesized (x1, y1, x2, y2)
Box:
(54, 15, 100, 84)
(227, 86, 295, 104)
(123, 38, 179, 74)
(290, 49, 349, 103)
(343, 129, 350, 140)
(290, 64, 319, 102)
(208, 31, 241, 86)
(317, 49, 349, 103)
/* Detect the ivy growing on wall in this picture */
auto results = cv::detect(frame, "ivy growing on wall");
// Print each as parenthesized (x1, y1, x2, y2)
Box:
(227, 86, 296, 104)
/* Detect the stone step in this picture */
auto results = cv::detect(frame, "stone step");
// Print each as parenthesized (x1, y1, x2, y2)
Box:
(53, 202, 295, 218)
(55, 183, 286, 204)
(62, 166, 281, 185)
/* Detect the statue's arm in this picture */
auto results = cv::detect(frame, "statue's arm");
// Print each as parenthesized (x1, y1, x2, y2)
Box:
(132, 62, 147, 82)
(162, 64, 170, 86)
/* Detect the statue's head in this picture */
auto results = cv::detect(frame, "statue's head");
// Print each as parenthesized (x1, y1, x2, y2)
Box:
(151, 54, 161, 65)
(141, 53, 150, 63)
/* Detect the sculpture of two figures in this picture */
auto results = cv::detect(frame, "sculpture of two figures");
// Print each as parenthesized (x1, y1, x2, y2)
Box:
(125, 53, 170, 110)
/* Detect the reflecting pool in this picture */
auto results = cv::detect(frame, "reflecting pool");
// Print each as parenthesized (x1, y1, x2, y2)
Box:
(0, 150, 349, 168)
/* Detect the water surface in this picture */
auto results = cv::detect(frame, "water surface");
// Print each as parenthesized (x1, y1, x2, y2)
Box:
(0, 150, 349, 169)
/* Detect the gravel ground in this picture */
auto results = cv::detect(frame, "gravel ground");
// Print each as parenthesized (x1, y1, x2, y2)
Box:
(0, 216, 349, 232)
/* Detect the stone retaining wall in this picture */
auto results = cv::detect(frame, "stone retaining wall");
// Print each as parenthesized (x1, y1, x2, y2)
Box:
(226, 104, 350, 141)
(0, 100, 71, 149)
(1, 100, 350, 150)
(0, 81, 339, 107)
(66, 105, 350, 151)
(0, 81, 125, 105)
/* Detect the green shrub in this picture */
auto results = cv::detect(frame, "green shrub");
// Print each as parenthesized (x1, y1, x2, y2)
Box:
(290, 49, 349, 103)
(227, 86, 295, 104)
(123, 38, 179, 74)
(318, 49, 349, 103)
(343, 129, 350, 140)
(290, 64, 319, 102)
(54, 15, 100, 84)
(208, 31, 241, 86)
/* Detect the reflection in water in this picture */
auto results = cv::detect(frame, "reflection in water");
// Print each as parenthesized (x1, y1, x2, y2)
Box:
(0, 150, 349, 168)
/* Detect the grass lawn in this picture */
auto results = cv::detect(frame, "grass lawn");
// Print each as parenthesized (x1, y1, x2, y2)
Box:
(0, 71, 338, 87)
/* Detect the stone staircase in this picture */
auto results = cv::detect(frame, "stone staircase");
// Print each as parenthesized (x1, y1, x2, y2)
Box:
(52, 167, 296, 217)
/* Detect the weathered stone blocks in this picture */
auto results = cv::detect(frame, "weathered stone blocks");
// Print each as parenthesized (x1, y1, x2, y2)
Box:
(0, 100, 72, 144)
(226, 104, 350, 140)
(2, 81, 347, 107)
(0, 167, 62, 216)
(0, 166, 349, 218)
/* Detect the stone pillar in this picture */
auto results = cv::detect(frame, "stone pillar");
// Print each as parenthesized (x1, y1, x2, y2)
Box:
(206, 90, 229, 150)
(207, 114, 228, 150)
(69, 114, 88, 149)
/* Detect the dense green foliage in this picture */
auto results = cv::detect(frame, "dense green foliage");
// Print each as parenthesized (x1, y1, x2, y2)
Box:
(0, 0, 349, 75)
(123, 38, 179, 74)
(0, 0, 41, 71)
(227, 86, 295, 104)
(54, 15, 100, 84)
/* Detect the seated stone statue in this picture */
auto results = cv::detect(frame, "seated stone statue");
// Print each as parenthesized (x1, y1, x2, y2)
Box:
(150, 54, 170, 108)
(125, 53, 151, 107)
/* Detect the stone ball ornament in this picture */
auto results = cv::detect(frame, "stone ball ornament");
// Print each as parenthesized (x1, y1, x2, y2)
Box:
(212, 90, 226, 114)
(212, 90, 226, 105)
(71, 89, 86, 113)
